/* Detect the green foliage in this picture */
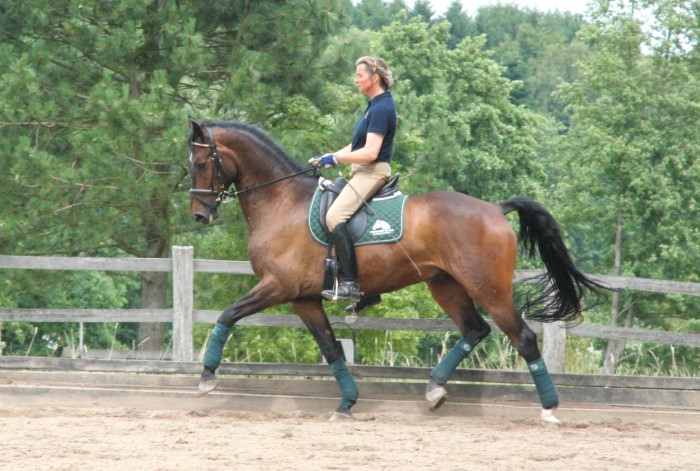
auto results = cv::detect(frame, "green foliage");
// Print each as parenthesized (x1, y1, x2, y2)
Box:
(353, 284, 442, 366)
(555, 0, 700, 283)
(373, 17, 548, 200)
(411, 0, 435, 23)
(444, 1, 476, 49)
(0, 269, 139, 355)
(0, 0, 698, 376)
(549, 0, 700, 373)
(350, 0, 409, 31)
(0, 0, 345, 354)
(473, 5, 588, 120)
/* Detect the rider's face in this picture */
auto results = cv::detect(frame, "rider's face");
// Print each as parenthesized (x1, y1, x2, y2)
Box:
(354, 64, 378, 97)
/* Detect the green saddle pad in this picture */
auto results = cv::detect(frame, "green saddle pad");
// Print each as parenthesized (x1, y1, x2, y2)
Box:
(307, 186, 409, 246)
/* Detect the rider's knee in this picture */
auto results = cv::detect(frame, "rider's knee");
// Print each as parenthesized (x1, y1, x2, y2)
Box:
(325, 212, 342, 232)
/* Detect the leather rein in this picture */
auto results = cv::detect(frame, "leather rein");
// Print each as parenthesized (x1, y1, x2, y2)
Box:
(189, 127, 316, 207)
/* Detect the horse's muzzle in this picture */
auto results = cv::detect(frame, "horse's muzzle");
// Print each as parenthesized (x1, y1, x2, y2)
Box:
(192, 207, 219, 225)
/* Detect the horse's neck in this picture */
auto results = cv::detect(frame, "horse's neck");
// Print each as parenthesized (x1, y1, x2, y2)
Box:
(220, 127, 315, 232)
(238, 177, 316, 233)
(228, 135, 300, 198)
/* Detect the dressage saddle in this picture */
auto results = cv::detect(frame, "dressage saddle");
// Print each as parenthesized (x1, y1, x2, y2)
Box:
(317, 173, 400, 241)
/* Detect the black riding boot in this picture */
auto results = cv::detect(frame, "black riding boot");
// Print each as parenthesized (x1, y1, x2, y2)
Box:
(322, 222, 362, 303)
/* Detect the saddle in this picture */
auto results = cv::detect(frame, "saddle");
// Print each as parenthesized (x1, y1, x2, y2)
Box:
(315, 173, 403, 297)
(318, 173, 401, 241)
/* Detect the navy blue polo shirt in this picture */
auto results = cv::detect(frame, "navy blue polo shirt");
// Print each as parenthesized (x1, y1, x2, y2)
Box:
(351, 91, 396, 164)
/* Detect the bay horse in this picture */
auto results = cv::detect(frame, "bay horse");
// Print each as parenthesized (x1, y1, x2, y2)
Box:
(187, 118, 604, 425)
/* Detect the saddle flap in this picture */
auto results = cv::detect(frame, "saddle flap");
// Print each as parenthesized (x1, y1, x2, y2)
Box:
(318, 177, 367, 241)
(314, 174, 404, 244)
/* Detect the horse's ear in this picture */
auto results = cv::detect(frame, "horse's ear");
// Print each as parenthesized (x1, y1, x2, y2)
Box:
(188, 116, 205, 142)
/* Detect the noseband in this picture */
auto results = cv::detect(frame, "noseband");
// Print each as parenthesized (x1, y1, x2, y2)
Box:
(189, 127, 317, 209)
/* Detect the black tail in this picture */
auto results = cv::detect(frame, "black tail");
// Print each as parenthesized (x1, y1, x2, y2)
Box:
(500, 196, 606, 323)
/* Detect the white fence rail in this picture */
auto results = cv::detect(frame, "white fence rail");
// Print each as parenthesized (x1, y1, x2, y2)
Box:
(1, 248, 699, 367)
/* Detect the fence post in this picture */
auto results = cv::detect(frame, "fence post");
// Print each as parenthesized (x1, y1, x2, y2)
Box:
(542, 321, 566, 373)
(172, 246, 194, 362)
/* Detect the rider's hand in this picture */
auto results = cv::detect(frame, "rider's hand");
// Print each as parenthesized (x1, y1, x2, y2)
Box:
(308, 154, 338, 168)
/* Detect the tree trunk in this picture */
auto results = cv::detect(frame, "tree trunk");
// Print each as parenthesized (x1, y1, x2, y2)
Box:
(131, 115, 171, 356)
(603, 303, 635, 375)
(138, 270, 168, 357)
(135, 187, 170, 358)
(603, 212, 623, 374)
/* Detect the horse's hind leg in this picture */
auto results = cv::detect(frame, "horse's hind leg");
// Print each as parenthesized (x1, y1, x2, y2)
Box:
(292, 300, 359, 421)
(481, 298, 561, 425)
(425, 276, 492, 411)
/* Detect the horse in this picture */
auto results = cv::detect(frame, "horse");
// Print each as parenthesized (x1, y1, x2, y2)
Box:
(187, 117, 605, 425)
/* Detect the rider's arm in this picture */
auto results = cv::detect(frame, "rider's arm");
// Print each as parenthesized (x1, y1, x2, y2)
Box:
(333, 143, 353, 156)
(334, 132, 384, 165)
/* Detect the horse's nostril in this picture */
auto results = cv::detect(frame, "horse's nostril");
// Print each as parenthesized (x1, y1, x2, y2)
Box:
(193, 213, 210, 224)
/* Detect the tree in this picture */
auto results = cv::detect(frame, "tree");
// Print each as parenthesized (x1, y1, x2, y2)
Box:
(411, 0, 435, 23)
(555, 0, 700, 373)
(475, 4, 534, 50)
(374, 17, 548, 200)
(351, 0, 408, 30)
(473, 6, 588, 118)
(0, 0, 345, 354)
(442, 0, 476, 49)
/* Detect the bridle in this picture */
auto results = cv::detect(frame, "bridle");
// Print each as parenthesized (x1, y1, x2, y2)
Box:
(189, 127, 316, 208)
(189, 128, 234, 209)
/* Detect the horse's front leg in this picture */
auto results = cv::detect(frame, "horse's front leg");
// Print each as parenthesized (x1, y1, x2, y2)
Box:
(198, 280, 281, 396)
(292, 300, 359, 421)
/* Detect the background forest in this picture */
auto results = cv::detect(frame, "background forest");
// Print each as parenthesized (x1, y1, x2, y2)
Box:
(1, 0, 698, 376)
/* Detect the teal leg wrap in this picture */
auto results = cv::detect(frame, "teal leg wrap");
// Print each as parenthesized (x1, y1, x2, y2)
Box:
(528, 357, 559, 409)
(329, 358, 359, 410)
(203, 323, 231, 371)
(430, 337, 476, 385)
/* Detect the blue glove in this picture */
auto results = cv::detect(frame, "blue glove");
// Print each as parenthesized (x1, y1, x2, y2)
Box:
(308, 154, 338, 168)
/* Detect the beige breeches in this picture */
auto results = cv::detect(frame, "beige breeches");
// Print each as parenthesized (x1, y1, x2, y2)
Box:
(325, 161, 391, 232)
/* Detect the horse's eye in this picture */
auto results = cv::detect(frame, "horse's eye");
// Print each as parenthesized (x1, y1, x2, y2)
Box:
(196, 162, 207, 170)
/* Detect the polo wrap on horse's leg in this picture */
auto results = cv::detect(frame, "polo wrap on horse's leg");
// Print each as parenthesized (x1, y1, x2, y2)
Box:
(528, 357, 559, 409)
(329, 357, 359, 411)
(430, 337, 477, 385)
(203, 323, 231, 371)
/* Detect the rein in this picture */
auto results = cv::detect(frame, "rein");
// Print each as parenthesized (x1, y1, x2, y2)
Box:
(189, 128, 316, 205)
(224, 166, 318, 199)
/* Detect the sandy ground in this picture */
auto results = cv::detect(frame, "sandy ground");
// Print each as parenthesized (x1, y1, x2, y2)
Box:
(1, 400, 699, 471)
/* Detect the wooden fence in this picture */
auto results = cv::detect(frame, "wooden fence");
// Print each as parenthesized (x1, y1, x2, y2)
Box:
(1, 247, 699, 369)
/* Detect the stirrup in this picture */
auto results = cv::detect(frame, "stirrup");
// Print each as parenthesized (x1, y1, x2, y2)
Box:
(345, 294, 382, 314)
(322, 281, 362, 303)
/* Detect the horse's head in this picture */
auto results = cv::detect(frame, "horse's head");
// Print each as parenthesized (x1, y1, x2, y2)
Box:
(187, 117, 315, 225)
(188, 117, 233, 224)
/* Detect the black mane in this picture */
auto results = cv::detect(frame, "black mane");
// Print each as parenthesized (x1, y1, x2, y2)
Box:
(199, 120, 305, 173)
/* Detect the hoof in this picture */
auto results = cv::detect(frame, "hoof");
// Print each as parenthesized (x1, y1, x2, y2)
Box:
(425, 381, 448, 411)
(330, 411, 353, 421)
(540, 408, 561, 427)
(197, 367, 219, 397)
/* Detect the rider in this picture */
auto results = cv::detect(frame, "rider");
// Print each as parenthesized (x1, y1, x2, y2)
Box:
(309, 56, 396, 304)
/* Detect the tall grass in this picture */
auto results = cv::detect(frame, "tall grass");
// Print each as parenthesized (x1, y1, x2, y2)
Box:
(367, 332, 698, 377)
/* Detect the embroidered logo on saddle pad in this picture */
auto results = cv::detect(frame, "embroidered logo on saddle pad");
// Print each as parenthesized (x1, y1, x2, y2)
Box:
(308, 183, 409, 246)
